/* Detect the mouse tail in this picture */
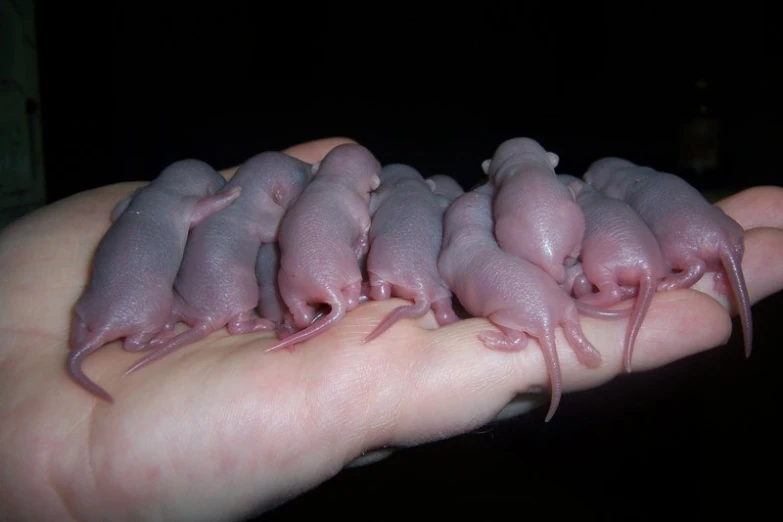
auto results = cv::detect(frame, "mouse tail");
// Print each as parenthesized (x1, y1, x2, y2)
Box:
(124, 322, 215, 375)
(264, 294, 347, 353)
(720, 244, 753, 358)
(537, 331, 563, 423)
(66, 315, 115, 403)
(574, 299, 633, 319)
(622, 274, 656, 374)
(362, 297, 431, 344)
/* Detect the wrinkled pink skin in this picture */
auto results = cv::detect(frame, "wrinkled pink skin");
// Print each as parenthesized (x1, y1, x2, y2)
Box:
(68, 160, 241, 402)
(265, 143, 382, 353)
(362, 164, 461, 343)
(584, 157, 753, 358)
(483, 137, 585, 284)
(437, 182, 602, 422)
(558, 174, 670, 373)
(125, 152, 314, 374)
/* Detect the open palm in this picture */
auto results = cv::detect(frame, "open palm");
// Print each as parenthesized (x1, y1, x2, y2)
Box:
(1, 137, 782, 521)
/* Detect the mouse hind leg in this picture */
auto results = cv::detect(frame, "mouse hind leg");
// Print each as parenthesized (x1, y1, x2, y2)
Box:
(227, 310, 276, 335)
(431, 295, 460, 326)
(657, 255, 707, 291)
(561, 308, 603, 368)
(265, 285, 355, 353)
(574, 279, 634, 319)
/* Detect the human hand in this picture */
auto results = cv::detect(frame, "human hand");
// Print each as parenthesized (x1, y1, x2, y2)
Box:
(1, 137, 781, 521)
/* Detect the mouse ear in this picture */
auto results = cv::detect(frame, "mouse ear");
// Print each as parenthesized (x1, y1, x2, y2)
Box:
(425, 178, 437, 192)
(311, 161, 321, 175)
(370, 174, 381, 191)
(547, 152, 560, 169)
(481, 159, 491, 175)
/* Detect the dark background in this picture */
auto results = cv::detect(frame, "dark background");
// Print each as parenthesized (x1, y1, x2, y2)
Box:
(35, 2, 781, 520)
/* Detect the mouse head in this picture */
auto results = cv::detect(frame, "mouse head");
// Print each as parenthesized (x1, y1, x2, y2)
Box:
(156, 159, 227, 197)
(481, 137, 560, 183)
(369, 164, 426, 214)
(230, 152, 314, 209)
(583, 157, 640, 199)
(316, 143, 382, 194)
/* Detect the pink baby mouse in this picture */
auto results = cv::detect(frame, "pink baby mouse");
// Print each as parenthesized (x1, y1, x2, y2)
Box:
(265, 143, 382, 353)
(437, 182, 602, 422)
(125, 151, 314, 374)
(362, 164, 461, 343)
(68, 159, 241, 402)
(558, 174, 671, 373)
(482, 137, 585, 284)
(583, 157, 753, 358)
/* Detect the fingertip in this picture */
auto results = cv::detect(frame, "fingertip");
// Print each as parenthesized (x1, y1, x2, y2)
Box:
(716, 185, 783, 230)
(283, 137, 359, 164)
(617, 289, 733, 371)
(219, 137, 360, 179)
(741, 227, 783, 303)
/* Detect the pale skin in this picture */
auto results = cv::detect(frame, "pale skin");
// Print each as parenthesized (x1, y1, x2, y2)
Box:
(1, 136, 782, 521)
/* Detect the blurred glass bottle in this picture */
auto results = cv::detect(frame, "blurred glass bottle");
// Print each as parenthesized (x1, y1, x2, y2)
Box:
(678, 77, 722, 188)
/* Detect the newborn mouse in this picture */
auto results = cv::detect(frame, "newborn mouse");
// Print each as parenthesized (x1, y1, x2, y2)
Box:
(265, 143, 382, 353)
(363, 164, 460, 343)
(68, 160, 241, 401)
(559, 174, 670, 373)
(125, 151, 313, 374)
(584, 158, 753, 358)
(482, 137, 585, 284)
(438, 182, 602, 422)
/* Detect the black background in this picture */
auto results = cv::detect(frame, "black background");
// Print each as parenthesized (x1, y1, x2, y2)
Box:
(33, 2, 781, 520)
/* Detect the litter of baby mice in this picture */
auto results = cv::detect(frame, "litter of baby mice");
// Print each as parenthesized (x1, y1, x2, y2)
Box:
(66, 136, 756, 422)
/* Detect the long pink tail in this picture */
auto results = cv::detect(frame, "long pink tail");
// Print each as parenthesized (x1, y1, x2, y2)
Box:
(537, 331, 563, 423)
(363, 297, 430, 344)
(124, 322, 215, 375)
(622, 274, 656, 373)
(575, 299, 632, 319)
(720, 244, 753, 358)
(66, 316, 115, 403)
(265, 294, 346, 353)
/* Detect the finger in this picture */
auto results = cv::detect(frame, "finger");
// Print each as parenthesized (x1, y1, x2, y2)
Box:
(327, 228, 783, 451)
(716, 185, 783, 230)
(219, 137, 358, 179)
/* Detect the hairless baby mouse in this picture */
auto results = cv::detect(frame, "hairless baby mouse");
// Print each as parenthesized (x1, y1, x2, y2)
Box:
(559, 174, 670, 373)
(584, 158, 753, 358)
(482, 137, 584, 284)
(438, 182, 602, 422)
(68, 160, 241, 401)
(265, 143, 382, 353)
(125, 151, 314, 373)
(362, 164, 460, 343)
